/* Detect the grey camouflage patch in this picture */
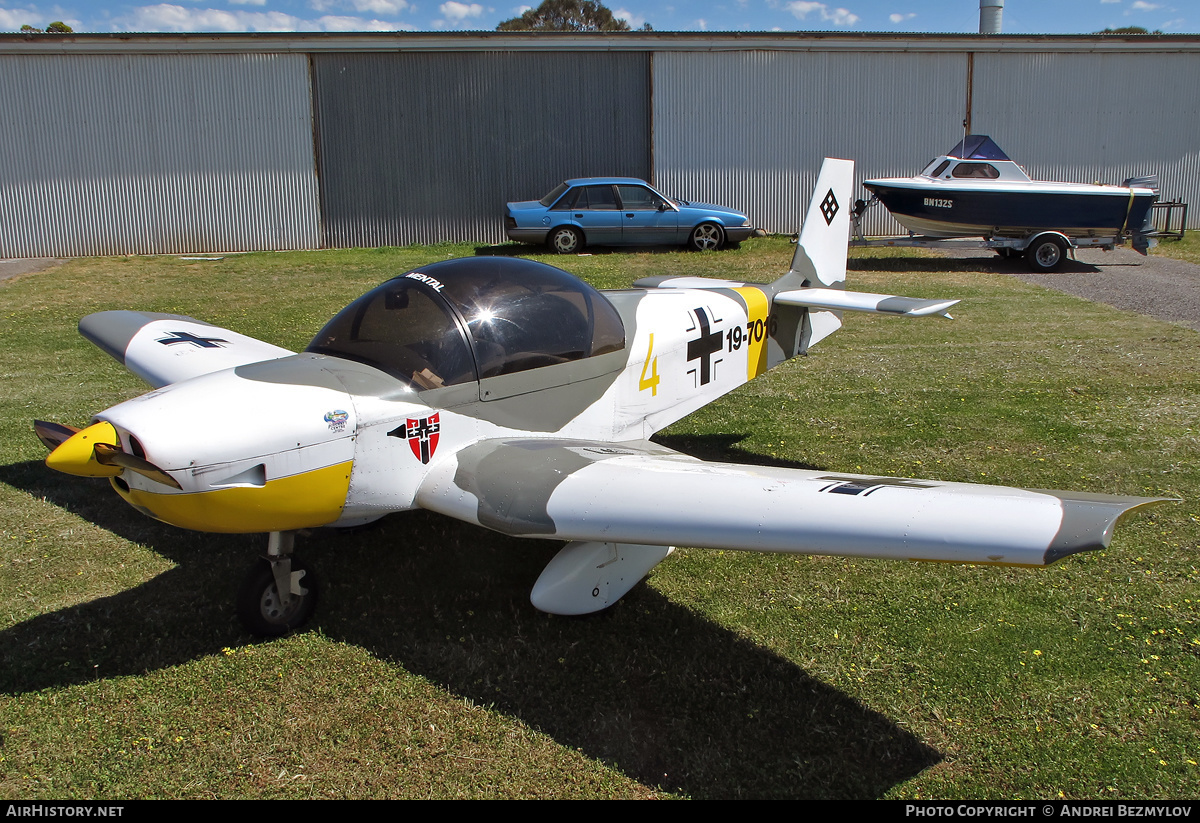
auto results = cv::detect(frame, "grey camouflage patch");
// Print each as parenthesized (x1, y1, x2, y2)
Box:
(451, 438, 680, 536)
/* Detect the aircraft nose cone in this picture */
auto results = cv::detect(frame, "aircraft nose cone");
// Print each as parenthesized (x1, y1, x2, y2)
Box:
(44, 421, 122, 478)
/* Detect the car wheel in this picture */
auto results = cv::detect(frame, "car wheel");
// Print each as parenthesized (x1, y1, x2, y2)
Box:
(1025, 235, 1067, 272)
(689, 222, 723, 251)
(550, 226, 583, 254)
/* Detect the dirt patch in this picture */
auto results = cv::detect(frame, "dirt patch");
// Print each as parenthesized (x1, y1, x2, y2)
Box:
(0, 258, 63, 284)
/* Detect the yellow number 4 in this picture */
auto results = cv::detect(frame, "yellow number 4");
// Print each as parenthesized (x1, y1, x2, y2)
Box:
(638, 333, 660, 396)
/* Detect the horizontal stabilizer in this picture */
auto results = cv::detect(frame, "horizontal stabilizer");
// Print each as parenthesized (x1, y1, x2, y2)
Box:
(775, 288, 959, 318)
(80, 311, 294, 388)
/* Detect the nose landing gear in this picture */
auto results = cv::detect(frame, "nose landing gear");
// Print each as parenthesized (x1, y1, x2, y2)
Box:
(236, 530, 318, 636)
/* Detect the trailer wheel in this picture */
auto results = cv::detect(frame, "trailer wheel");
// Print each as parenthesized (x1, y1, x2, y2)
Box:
(1026, 236, 1067, 272)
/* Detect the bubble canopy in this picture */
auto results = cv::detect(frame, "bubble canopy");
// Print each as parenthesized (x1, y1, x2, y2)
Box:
(306, 257, 627, 391)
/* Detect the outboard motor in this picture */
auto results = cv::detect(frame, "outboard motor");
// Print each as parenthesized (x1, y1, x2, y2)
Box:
(1121, 175, 1160, 253)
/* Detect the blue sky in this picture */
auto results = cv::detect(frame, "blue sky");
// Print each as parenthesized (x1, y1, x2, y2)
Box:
(0, 0, 1193, 34)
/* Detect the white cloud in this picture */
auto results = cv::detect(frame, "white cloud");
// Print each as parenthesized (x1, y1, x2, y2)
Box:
(889, 12, 916, 23)
(781, 2, 859, 27)
(1129, 1, 1159, 9)
(229, 0, 268, 6)
(349, 0, 410, 14)
(309, 0, 410, 14)
(440, 1, 484, 21)
(112, 4, 414, 32)
(782, 1, 820, 18)
(614, 7, 645, 28)
(317, 13, 413, 30)
(0, 8, 40, 29)
(694, 17, 707, 30)
(0, 6, 81, 31)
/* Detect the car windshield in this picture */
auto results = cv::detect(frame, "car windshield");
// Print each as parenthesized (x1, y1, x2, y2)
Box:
(539, 182, 570, 207)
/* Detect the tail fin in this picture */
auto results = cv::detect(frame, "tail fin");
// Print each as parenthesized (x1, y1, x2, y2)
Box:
(776, 157, 854, 293)
(771, 158, 855, 352)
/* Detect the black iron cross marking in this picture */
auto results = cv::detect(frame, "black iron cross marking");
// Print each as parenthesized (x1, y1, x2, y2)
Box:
(686, 307, 723, 386)
(157, 331, 228, 348)
(820, 189, 839, 226)
(817, 475, 935, 496)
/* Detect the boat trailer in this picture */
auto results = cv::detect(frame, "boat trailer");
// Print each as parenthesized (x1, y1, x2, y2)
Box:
(849, 196, 1161, 273)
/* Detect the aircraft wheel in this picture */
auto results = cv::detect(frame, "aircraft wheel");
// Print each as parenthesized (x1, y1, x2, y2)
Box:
(1025, 236, 1067, 272)
(689, 222, 724, 251)
(549, 226, 583, 254)
(237, 558, 317, 637)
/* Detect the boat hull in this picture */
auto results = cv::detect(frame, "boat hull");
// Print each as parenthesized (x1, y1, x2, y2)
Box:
(863, 181, 1156, 238)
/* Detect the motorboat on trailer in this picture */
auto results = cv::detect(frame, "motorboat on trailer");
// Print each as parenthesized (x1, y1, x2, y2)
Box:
(862, 135, 1158, 243)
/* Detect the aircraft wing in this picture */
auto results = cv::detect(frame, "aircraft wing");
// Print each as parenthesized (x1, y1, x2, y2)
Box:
(417, 437, 1163, 567)
(79, 310, 294, 388)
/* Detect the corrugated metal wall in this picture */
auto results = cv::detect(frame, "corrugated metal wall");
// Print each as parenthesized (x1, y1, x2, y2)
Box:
(0, 53, 320, 257)
(653, 48, 1200, 237)
(970, 51, 1200, 206)
(653, 50, 968, 237)
(2, 38, 1197, 258)
(311, 51, 650, 248)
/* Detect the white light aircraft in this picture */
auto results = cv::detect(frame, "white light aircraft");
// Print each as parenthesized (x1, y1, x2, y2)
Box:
(35, 159, 1166, 635)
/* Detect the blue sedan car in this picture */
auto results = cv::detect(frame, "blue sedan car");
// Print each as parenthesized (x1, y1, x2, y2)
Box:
(505, 177, 755, 253)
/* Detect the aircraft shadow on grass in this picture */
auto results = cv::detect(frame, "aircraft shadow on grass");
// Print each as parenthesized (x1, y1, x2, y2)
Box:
(0, 453, 939, 800)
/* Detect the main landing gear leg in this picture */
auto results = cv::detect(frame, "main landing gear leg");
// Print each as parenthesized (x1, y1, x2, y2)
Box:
(236, 530, 318, 637)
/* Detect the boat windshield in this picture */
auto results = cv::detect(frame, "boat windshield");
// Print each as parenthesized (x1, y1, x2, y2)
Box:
(925, 159, 952, 177)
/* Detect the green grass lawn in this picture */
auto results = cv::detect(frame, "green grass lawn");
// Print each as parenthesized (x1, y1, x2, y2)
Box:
(1, 239, 1196, 799)
(1152, 232, 1200, 264)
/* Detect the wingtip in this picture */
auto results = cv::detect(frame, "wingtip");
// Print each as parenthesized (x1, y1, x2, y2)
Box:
(1037, 491, 1177, 564)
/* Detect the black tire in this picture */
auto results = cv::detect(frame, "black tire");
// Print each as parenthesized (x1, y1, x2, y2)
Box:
(237, 558, 317, 637)
(688, 222, 723, 251)
(1025, 236, 1067, 272)
(549, 226, 583, 254)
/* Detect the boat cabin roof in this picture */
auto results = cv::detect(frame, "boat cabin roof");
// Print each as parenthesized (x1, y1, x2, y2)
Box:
(919, 135, 1032, 183)
(947, 134, 1011, 161)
